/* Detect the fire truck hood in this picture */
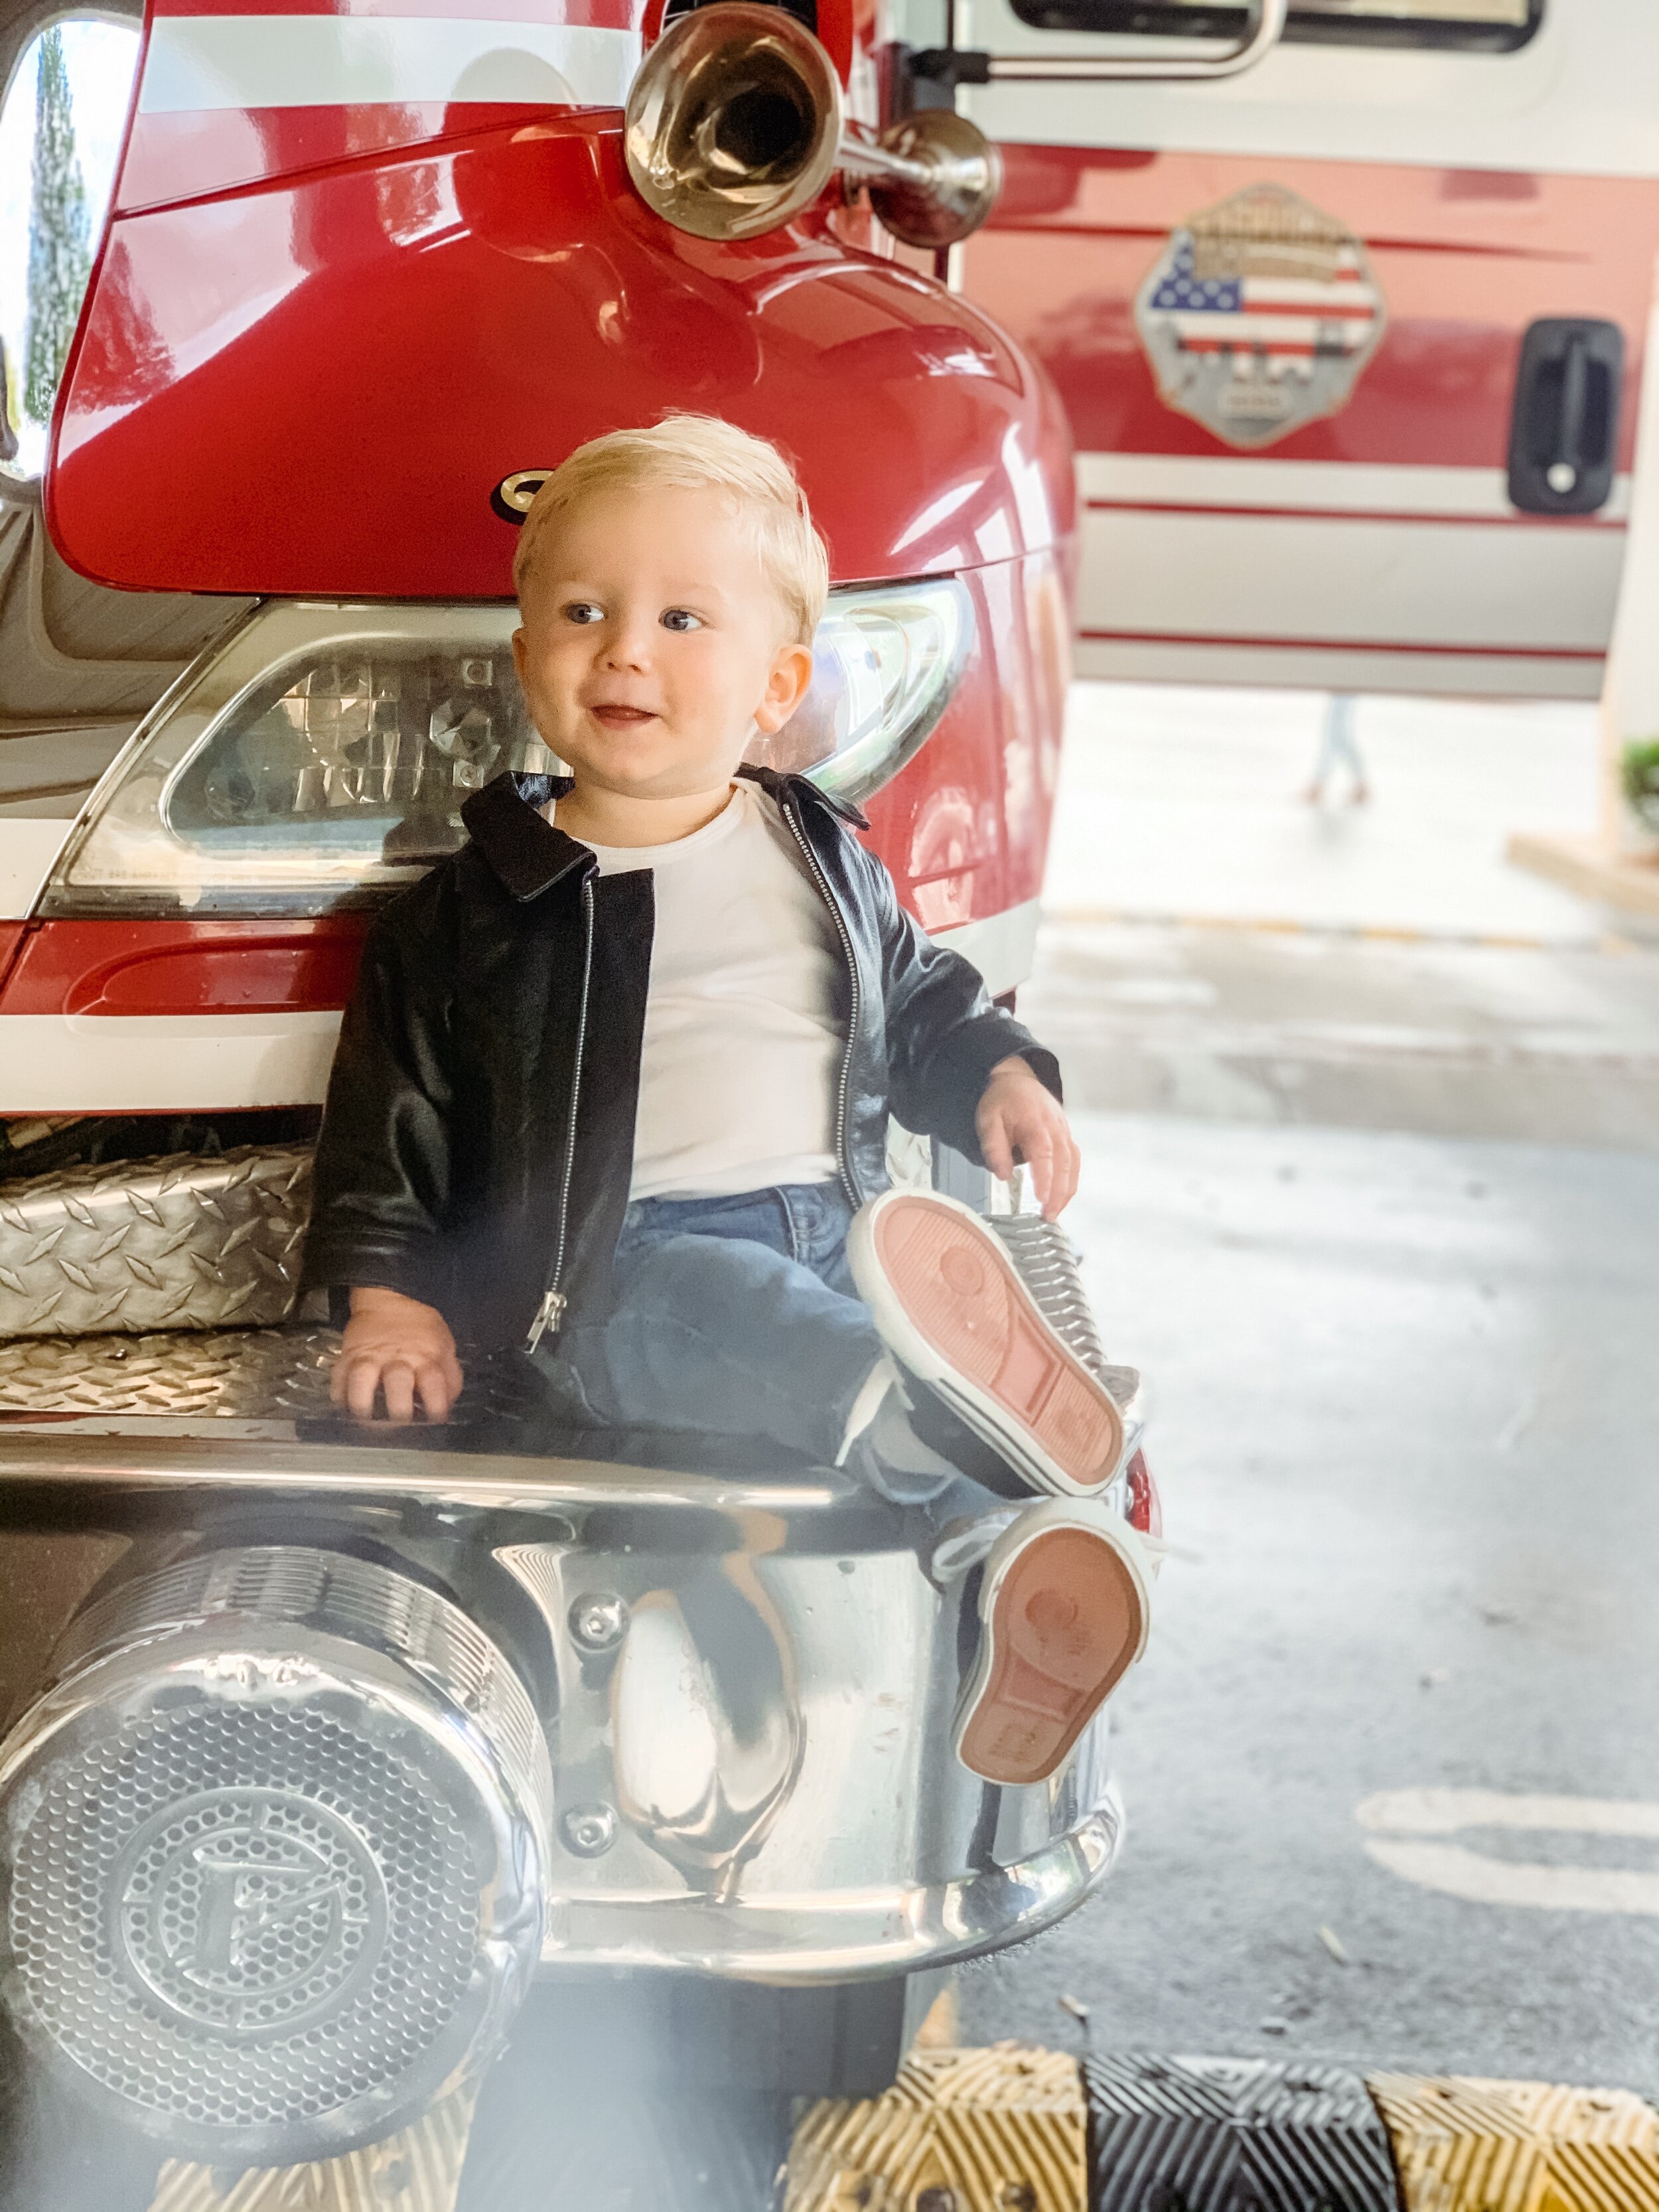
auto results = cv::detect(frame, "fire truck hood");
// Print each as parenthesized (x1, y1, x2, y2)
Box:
(46, 113, 1074, 599)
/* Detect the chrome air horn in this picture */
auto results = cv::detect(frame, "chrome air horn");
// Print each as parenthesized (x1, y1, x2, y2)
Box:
(624, 1, 1003, 248)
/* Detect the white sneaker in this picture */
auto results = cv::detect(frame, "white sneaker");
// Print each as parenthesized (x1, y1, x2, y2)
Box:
(955, 1501, 1153, 1787)
(847, 1190, 1126, 1500)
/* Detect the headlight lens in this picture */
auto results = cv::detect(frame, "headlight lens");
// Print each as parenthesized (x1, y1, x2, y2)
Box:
(749, 577, 973, 805)
(44, 584, 973, 917)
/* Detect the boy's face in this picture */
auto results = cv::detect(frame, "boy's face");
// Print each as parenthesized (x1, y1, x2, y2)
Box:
(512, 484, 815, 805)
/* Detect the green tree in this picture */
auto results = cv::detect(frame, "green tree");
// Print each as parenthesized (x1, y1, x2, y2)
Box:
(23, 27, 92, 427)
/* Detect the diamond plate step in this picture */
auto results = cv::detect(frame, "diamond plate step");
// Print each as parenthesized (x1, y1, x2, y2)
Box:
(0, 1327, 554, 1431)
(0, 1325, 337, 1416)
(0, 1147, 313, 1337)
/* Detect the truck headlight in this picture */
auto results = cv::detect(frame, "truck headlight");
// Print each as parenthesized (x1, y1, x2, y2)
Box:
(42, 585, 973, 919)
(748, 577, 973, 806)
(44, 603, 548, 919)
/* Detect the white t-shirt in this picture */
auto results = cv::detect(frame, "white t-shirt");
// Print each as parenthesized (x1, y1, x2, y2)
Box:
(576, 782, 845, 1200)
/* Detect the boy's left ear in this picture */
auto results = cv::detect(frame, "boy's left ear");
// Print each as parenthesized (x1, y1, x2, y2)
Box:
(755, 640, 816, 735)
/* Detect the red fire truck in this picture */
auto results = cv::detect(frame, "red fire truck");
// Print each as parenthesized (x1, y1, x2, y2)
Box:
(0, 3, 1058, 1150)
(952, 0, 1657, 701)
(0, 0, 1108, 2177)
(0, 0, 1644, 2184)
(1, 0, 1654, 1140)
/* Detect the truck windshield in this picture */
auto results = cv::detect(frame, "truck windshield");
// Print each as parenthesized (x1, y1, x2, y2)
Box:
(0, 16, 141, 477)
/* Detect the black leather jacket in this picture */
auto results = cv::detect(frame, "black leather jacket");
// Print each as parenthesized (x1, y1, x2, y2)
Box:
(301, 765, 1060, 1347)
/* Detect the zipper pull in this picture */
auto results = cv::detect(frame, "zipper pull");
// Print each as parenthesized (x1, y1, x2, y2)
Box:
(526, 1288, 566, 1352)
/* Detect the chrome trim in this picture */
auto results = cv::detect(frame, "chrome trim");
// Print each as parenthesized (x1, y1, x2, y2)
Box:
(0, 1396, 1128, 1990)
(541, 1804, 1123, 1978)
(0, 1427, 853, 1512)
(973, 0, 1286, 82)
(500, 1525, 1123, 1982)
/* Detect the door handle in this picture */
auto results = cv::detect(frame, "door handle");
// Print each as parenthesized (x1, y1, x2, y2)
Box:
(1556, 332, 1591, 496)
(1508, 317, 1623, 515)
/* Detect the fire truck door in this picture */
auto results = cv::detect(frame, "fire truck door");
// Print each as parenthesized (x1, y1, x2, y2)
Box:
(954, 0, 1659, 699)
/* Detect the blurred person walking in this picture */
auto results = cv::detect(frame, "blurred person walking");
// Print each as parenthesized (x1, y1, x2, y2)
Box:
(1305, 692, 1370, 806)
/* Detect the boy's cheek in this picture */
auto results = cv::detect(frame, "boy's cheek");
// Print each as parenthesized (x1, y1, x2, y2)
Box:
(518, 660, 578, 737)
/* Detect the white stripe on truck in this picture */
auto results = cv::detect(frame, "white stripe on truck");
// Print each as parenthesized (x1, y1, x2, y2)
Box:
(0, 822, 75, 924)
(0, 901, 1043, 1112)
(139, 14, 640, 113)
(1078, 452, 1633, 525)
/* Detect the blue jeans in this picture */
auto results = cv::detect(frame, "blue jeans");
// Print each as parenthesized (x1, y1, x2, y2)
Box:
(545, 1183, 999, 1517)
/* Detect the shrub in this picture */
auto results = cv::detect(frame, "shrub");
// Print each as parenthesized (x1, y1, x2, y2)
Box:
(1621, 739, 1659, 831)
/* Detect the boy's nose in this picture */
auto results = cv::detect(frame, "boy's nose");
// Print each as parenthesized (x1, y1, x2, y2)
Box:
(601, 622, 653, 671)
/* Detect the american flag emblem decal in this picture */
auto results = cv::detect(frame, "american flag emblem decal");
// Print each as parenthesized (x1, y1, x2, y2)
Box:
(1134, 183, 1386, 449)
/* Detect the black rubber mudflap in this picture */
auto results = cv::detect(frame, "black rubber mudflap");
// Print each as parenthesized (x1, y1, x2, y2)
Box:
(453, 1971, 912, 2211)
(0, 2023, 161, 2212)
(1085, 2055, 1400, 2212)
(455, 2080, 790, 2211)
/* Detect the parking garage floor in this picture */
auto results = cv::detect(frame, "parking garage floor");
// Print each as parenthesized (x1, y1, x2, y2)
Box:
(959, 684, 1659, 2097)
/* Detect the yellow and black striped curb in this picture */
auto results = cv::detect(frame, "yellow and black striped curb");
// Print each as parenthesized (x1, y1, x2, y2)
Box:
(788, 2043, 1088, 2211)
(1371, 2073, 1659, 2212)
(136, 2049, 1659, 2212)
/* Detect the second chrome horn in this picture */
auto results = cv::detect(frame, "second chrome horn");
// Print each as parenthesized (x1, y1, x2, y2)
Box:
(624, 2, 1001, 248)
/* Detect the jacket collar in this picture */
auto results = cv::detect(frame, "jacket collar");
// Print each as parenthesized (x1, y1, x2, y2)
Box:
(460, 771, 591, 902)
(735, 763, 869, 832)
(461, 760, 870, 901)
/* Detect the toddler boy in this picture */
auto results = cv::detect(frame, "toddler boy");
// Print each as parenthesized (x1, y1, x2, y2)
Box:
(302, 415, 1154, 1787)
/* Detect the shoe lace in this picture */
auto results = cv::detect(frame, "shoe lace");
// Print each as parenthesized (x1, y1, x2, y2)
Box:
(984, 1215, 1139, 1410)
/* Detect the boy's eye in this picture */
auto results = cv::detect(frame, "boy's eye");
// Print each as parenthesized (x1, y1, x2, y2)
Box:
(660, 608, 702, 633)
(563, 601, 604, 625)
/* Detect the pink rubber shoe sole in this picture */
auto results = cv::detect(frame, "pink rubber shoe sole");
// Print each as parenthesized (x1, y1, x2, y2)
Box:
(847, 1191, 1125, 1498)
(955, 1505, 1151, 1787)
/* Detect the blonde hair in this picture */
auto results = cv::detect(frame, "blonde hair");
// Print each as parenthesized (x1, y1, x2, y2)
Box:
(512, 414, 830, 646)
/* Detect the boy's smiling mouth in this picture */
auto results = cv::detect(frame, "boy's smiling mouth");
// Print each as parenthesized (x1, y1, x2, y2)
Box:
(589, 703, 659, 729)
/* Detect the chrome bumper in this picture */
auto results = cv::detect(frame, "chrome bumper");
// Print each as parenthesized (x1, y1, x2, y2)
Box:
(501, 1513, 1123, 1980)
(0, 1371, 1125, 1991)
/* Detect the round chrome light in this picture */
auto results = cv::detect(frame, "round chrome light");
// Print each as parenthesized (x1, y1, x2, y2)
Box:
(0, 1548, 551, 2163)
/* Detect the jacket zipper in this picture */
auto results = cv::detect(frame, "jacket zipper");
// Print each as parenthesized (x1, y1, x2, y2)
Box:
(527, 873, 595, 1351)
(782, 795, 861, 1208)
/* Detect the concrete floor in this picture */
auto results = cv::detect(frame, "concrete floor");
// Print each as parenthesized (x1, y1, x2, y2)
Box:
(1030, 922, 1659, 1148)
(960, 691, 1659, 2093)
(961, 1095, 1659, 2093)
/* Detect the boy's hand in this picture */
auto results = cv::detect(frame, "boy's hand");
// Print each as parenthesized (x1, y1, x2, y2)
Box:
(975, 1055, 1080, 1219)
(333, 1287, 463, 1424)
